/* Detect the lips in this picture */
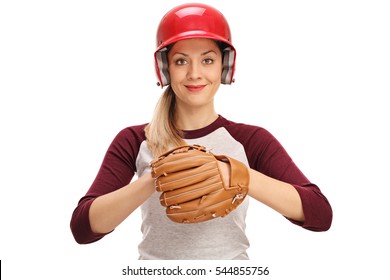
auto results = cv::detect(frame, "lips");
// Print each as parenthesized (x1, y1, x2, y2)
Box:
(185, 85, 206, 92)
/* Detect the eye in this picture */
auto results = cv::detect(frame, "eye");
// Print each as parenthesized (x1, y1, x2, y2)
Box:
(203, 58, 214, 65)
(175, 58, 187, 65)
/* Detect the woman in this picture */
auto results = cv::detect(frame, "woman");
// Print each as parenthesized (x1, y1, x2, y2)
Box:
(70, 3, 332, 260)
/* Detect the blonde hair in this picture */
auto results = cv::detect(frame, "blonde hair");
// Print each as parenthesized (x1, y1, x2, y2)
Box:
(145, 86, 187, 157)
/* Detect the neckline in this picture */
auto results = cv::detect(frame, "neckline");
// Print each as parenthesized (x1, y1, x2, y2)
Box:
(182, 115, 226, 139)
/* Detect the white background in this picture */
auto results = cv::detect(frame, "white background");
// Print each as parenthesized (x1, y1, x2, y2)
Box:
(1, 0, 389, 279)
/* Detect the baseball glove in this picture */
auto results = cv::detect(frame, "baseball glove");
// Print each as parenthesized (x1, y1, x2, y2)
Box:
(150, 144, 249, 223)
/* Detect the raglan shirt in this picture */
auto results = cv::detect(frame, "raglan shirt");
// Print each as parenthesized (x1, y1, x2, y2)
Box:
(70, 115, 332, 259)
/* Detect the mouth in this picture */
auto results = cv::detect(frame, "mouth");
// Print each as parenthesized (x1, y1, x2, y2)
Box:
(185, 85, 206, 92)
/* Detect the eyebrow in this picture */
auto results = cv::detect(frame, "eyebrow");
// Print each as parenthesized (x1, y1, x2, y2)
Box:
(173, 50, 217, 56)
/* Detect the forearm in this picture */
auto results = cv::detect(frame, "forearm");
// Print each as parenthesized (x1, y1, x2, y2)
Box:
(89, 172, 155, 234)
(248, 169, 305, 222)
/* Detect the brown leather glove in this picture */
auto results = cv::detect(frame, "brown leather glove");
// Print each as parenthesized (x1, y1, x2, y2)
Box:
(150, 144, 249, 223)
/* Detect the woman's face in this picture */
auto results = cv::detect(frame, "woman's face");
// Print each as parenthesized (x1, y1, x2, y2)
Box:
(168, 38, 222, 110)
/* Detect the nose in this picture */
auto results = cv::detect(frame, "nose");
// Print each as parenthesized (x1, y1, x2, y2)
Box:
(186, 62, 202, 80)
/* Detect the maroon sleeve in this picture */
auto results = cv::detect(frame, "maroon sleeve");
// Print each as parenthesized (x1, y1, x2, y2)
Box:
(70, 125, 146, 244)
(225, 122, 332, 231)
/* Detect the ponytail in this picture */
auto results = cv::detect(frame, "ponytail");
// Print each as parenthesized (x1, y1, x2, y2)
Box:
(145, 86, 187, 157)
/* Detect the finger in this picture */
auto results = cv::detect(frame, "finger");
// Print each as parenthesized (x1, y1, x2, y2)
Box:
(160, 174, 222, 206)
(166, 195, 240, 223)
(155, 161, 218, 191)
(152, 152, 215, 178)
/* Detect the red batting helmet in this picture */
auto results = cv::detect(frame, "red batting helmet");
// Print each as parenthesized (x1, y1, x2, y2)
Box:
(154, 3, 236, 87)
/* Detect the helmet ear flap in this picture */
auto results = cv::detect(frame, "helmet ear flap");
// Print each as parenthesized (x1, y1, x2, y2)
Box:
(155, 47, 170, 87)
(221, 46, 236, 85)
